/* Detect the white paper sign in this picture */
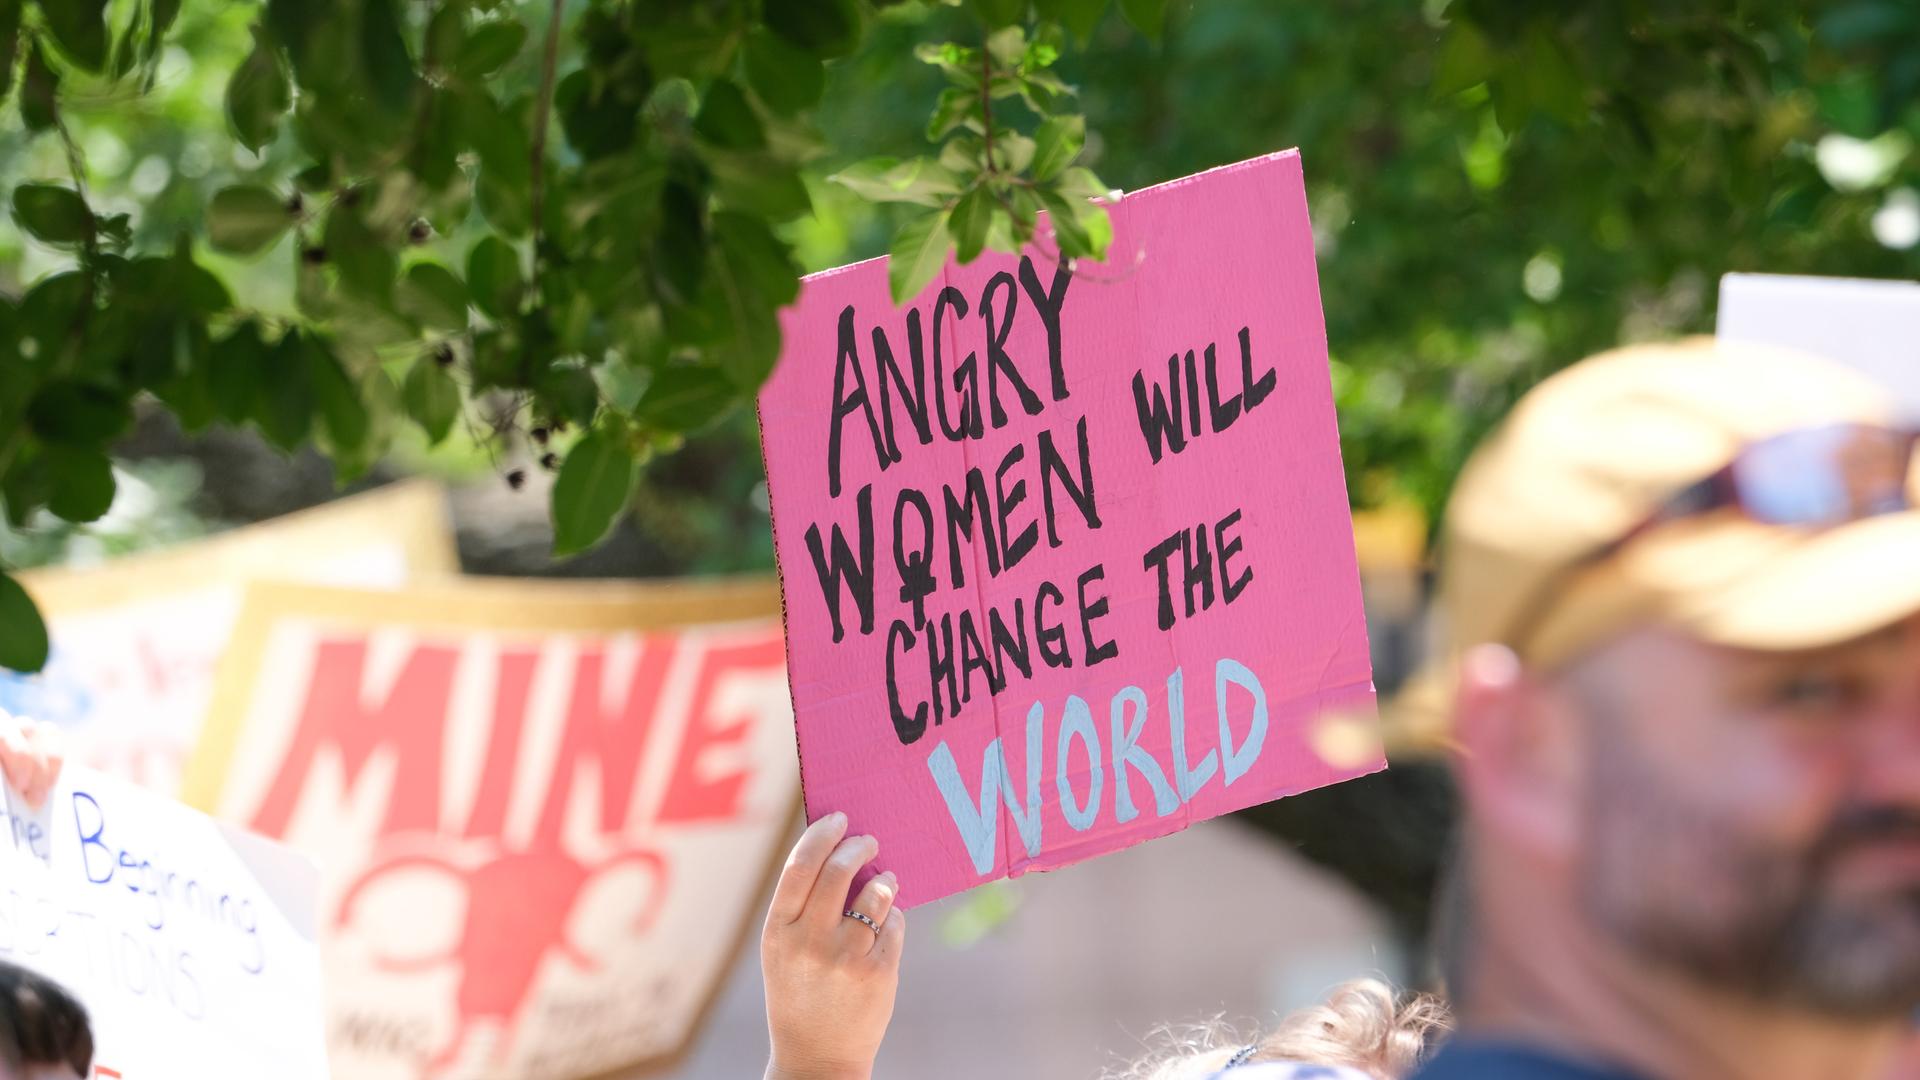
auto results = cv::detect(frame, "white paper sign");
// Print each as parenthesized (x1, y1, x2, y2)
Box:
(1718, 272, 1920, 422)
(0, 766, 327, 1079)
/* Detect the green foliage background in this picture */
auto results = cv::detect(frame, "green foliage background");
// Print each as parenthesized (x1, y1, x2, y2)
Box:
(2, 0, 1919, 672)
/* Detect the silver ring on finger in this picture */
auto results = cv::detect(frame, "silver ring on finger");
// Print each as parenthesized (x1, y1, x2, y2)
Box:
(842, 909, 881, 936)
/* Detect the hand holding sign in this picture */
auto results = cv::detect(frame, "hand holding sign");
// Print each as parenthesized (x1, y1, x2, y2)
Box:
(762, 813, 903, 1080)
(760, 150, 1384, 906)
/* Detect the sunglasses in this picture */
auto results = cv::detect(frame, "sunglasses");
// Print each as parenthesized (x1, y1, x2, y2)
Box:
(1505, 423, 1920, 656)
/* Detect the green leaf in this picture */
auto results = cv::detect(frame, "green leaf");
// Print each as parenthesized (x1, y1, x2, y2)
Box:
(986, 26, 1026, 66)
(707, 150, 812, 220)
(17, 272, 87, 365)
(694, 79, 766, 150)
(42, 0, 107, 71)
(889, 209, 953, 304)
(44, 448, 114, 523)
(396, 262, 469, 330)
(713, 211, 801, 306)
(950, 185, 994, 263)
(95, 212, 131, 248)
(1432, 19, 1496, 98)
(0, 572, 48, 674)
(307, 338, 370, 455)
(360, 0, 416, 110)
(11, 184, 91, 246)
(556, 69, 640, 159)
(460, 90, 532, 191)
(915, 41, 978, 75)
(424, 3, 464, 66)
(27, 380, 131, 448)
(255, 331, 314, 451)
(148, 0, 183, 54)
(830, 157, 964, 207)
(227, 26, 292, 153)
(207, 184, 292, 255)
(1517, 27, 1584, 126)
(153, 322, 217, 433)
(764, 0, 861, 59)
(1031, 114, 1085, 181)
(1118, 0, 1168, 40)
(403, 354, 460, 444)
(927, 86, 980, 140)
(20, 39, 56, 133)
(742, 28, 824, 116)
(703, 214, 793, 389)
(467, 236, 524, 319)
(0, 0, 22, 107)
(1038, 188, 1093, 258)
(454, 19, 526, 79)
(325, 209, 396, 301)
(654, 179, 707, 303)
(992, 131, 1036, 174)
(1077, 199, 1113, 260)
(475, 168, 531, 236)
(551, 428, 636, 557)
(209, 321, 267, 423)
(1036, 0, 1107, 42)
(539, 366, 599, 427)
(635, 365, 737, 431)
(1056, 165, 1115, 202)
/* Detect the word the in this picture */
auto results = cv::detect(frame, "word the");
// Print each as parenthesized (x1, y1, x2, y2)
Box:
(1142, 509, 1256, 631)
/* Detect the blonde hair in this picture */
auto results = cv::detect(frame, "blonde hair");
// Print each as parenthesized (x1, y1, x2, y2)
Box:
(1107, 978, 1451, 1080)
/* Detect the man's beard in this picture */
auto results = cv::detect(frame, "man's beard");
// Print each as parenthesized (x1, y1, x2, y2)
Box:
(1579, 731, 1920, 1017)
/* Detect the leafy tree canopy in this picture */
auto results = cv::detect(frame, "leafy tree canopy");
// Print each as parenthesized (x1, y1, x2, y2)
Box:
(2, 0, 1917, 672)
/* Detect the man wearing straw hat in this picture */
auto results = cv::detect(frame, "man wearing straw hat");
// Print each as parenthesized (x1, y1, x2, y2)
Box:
(1405, 338, 1920, 1080)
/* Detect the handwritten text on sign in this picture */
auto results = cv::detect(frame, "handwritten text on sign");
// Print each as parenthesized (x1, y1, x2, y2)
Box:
(0, 765, 327, 1079)
(760, 151, 1383, 906)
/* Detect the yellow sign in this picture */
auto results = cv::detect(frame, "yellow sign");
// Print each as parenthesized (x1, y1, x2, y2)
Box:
(187, 575, 799, 1080)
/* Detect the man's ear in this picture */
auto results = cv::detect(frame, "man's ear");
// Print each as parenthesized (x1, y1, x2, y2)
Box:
(1452, 643, 1583, 861)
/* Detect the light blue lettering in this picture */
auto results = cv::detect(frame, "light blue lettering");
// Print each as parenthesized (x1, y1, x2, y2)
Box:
(1109, 686, 1178, 824)
(1167, 667, 1217, 801)
(1216, 657, 1269, 786)
(1054, 695, 1103, 832)
(926, 701, 1045, 876)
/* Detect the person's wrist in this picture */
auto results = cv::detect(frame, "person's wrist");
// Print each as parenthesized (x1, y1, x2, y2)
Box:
(765, 1052, 874, 1080)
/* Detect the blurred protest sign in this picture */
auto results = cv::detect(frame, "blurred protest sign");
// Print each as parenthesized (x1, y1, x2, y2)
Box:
(1718, 273, 1920, 422)
(183, 576, 796, 1080)
(1, 764, 326, 1079)
(759, 149, 1381, 907)
(0, 481, 456, 796)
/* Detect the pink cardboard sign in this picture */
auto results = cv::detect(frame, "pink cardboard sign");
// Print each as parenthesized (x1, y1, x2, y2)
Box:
(759, 150, 1383, 907)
